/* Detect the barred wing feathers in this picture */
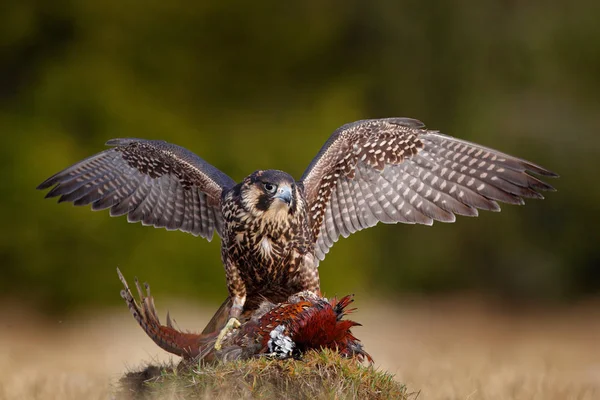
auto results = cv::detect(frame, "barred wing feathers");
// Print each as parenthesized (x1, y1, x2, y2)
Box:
(300, 118, 557, 261)
(37, 138, 236, 240)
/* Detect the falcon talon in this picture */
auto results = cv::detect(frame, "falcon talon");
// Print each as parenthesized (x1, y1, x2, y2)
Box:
(214, 317, 241, 351)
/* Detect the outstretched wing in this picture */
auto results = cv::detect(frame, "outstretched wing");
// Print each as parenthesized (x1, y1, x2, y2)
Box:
(37, 138, 236, 240)
(300, 118, 558, 261)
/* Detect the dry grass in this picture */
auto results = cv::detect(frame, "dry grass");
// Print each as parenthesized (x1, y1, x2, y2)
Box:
(1, 297, 600, 399)
(117, 350, 407, 399)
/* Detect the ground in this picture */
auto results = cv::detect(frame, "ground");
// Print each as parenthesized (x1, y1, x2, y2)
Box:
(1, 297, 599, 399)
(118, 350, 407, 399)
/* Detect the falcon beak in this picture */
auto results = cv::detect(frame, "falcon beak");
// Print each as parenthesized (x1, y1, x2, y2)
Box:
(274, 185, 293, 207)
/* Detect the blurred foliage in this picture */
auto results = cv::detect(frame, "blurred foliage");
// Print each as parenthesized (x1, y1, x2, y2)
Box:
(1, 0, 599, 312)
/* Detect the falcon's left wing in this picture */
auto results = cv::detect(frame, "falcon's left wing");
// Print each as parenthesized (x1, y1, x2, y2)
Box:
(300, 118, 557, 262)
(38, 138, 236, 240)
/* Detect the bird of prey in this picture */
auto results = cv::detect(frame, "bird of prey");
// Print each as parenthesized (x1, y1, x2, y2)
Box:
(118, 268, 371, 363)
(37, 118, 557, 349)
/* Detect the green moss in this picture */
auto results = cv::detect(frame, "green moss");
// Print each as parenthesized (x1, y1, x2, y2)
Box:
(118, 349, 409, 400)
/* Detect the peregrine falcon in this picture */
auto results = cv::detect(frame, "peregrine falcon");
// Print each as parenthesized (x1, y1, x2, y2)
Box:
(38, 118, 557, 348)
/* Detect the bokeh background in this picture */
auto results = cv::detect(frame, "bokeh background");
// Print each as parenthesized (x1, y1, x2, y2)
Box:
(2, 0, 597, 312)
(2, 1, 600, 399)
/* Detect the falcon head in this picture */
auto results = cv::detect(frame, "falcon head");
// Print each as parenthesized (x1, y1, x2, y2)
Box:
(240, 170, 299, 221)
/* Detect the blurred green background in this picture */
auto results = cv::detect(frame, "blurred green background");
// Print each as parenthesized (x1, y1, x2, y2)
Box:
(1, 1, 598, 313)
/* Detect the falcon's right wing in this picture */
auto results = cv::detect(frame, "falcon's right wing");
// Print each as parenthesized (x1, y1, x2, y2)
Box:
(38, 138, 236, 240)
(300, 118, 557, 261)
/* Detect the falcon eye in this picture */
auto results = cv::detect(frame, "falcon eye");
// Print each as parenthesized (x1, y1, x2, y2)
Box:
(263, 182, 277, 193)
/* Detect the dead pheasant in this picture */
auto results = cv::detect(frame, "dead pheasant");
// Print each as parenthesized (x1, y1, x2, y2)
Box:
(117, 268, 372, 363)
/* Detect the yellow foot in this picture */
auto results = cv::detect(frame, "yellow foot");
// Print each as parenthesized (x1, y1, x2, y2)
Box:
(214, 317, 241, 351)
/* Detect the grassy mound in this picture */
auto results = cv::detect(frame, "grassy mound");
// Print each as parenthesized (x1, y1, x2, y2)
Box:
(117, 349, 409, 399)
